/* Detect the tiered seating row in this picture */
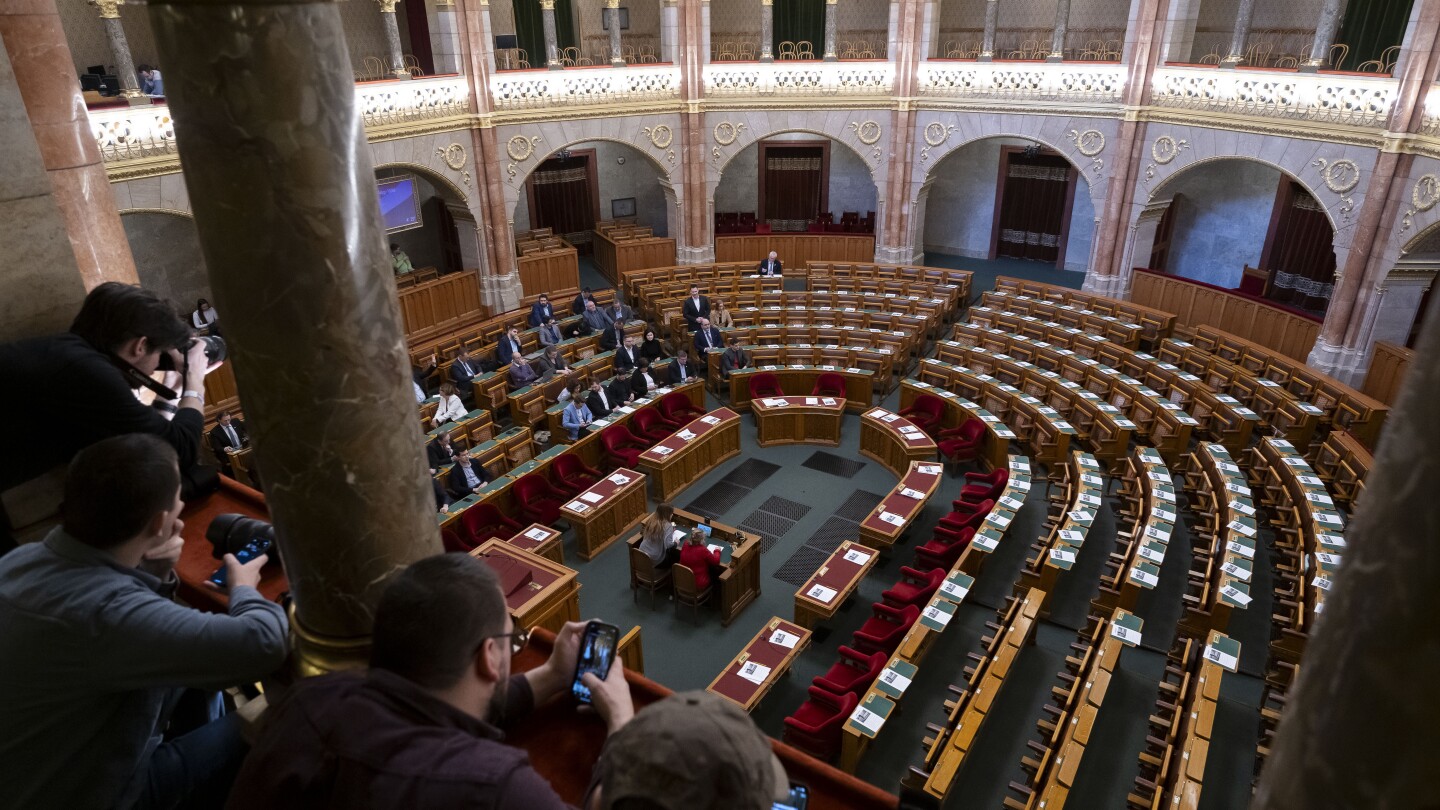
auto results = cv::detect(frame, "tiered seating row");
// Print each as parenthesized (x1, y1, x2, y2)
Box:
(1095, 447, 1179, 612)
(975, 292, 1147, 348)
(990, 275, 1176, 344)
(804, 261, 974, 306)
(1309, 430, 1371, 510)
(914, 359, 1082, 468)
(1017, 450, 1106, 612)
(1178, 444, 1258, 639)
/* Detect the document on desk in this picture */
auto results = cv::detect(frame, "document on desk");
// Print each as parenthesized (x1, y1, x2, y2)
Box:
(1203, 644, 1239, 671)
(805, 397, 820, 405)
(1225, 540, 1255, 559)
(525, 527, 551, 541)
(580, 491, 604, 504)
(653, 445, 673, 455)
(850, 705, 886, 735)
(1220, 585, 1253, 606)
(918, 464, 943, 475)
(878, 511, 907, 527)
(1077, 493, 1102, 508)
(1226, 519, 1256, 537)
(608, 473, 632, 485)
(566, 501, 590, 512)
(879, 667, 913, 694)
(921, 604, 953, 628)
(1138, 543, 1165, 564)
(769, 629, 799, 649)
(1221, 561, 1251, 581)
(880, 412, 899, 422)
(1228, 499, 1256, 516)
(900, 487, 926, 500)
(678, 429, 697, 441)
(1000, 496, 1025, 511)
(1110, 622, 1142, 647)
(822, 398, 838, 406)
(1068, 509, 1095, 524)
(1049, 547, 1076, 565)
(843, 548, 872, 566)
(1130, 566, 1159, 588)
(737, 661, 772, 685)
(1058, 529, 1085, 544)
(806, 583, 838, 603)
(700, 415, 721, 425)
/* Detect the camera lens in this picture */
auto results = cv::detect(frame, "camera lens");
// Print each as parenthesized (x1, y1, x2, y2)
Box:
(199, 335, 227, 363)
(205, 513, 276, 560)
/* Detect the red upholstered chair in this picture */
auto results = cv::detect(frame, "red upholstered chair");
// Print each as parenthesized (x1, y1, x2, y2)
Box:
(660, 391, 705, 423)
(460, 503, 521, 549)
(631, 408, 675, 443)
(748, 372, 784, 400)
(938, 418, 986, 464)
(811, 373, 847, 398)
(881, 566, 947, 608)
(601, 425, 648, 468)
(782, 685, 859, 762)
(900, 394, 945, 435)
(550, 453, 603, 497)
(955, 468, 1009, 507)
(851, 602, 920, 656)
(937, 497, 994, 532)
(915, 526, 974, 571)
(807, 221, 826, 234)
(513, 474, 567, 526)
(441, 527, 470, 554)
(753, 223, 771, 235)
(812, 646, 888, 698)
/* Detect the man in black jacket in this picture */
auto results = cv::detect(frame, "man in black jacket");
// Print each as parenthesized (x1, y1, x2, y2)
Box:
(208, 411, 248, 476)
(692, 317, 723, 355)
(669, 349, 698, 384)
(606, 370, 636, 409)
(449, 349, 480, 389)
(585, 378, 615, 418)
(444, 448, 491, 501)
(681, 285, 709, 331)
(612, 336, 640, 371)
(426, 431, 459, 473)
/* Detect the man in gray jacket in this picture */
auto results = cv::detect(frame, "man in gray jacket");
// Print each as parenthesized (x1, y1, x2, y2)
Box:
(0, 434, 289, 810)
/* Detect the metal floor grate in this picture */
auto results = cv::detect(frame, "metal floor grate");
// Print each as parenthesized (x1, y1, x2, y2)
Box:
(804, 516, 863, 553)
(801, 450, 868, 479)
(721, 458, 783, 489)
(757, 496, 812, 521)
(773, 546, 832, 587)
(738, 510, 798, 554)
(834, 489, 888, 523)
(684, 480, 750, 518)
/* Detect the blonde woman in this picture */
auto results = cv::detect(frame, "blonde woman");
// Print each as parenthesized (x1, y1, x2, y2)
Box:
(638, 503, 680, 569)
(712, 299, 734, 329)
(431, 382, 467, 427)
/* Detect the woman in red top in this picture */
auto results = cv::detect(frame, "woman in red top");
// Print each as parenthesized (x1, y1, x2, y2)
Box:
(677, 529, 722, 591)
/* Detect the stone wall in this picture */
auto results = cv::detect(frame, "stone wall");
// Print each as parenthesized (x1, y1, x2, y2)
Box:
(712, 134, 879, 221)
(1161, 158, 1280, 287)
(123, 211, 210, 312)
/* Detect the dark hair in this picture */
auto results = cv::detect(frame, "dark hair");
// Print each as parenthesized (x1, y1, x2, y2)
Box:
(390, 243, 400, 250)
(62, 434, 180, 550)
(728, 338, 739, 346)
(371, 554, 508, 689)
(137, 63, 153, 72)
(69, 282, 190, 354)
(539, 293, 549, 300)
(196, 298, 211, 310)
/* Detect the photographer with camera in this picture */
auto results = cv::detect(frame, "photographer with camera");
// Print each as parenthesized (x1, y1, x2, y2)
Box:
(0, 282, 223, 552)
(0, 434, 289, 809)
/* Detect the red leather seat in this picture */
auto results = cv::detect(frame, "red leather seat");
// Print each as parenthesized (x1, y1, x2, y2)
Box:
(936, 498, 994, 538)
(782, 685, 858, 763)
(459, 503, 521, 549)
(550, 453, 603, 497)
(955, 468, 1009, 508)
(938, 418, 986, 463)
(899, 394, 945, 435)
(631, 407, 674, 443)
(660, 391, 705, 423)
(881, 566, 947, 608)
(441, 527, 470, 554)
(748, 372, 783, 400)
(851, 602, 920, 656)
(513, 474, 567, 526)
(811, 372, 847, 398)
(812, 645, 888, 698)
(601, 425, 648, 468)
(915, 526, 974, 571)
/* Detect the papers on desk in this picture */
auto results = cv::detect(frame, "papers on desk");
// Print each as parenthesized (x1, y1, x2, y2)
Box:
(805, 397, 820, 405)
(1154, 488, 1176, 503)
(1139, 543, 1165, 564)
(821, 397, 838, 406)
(769, 629, 800, 649)
(1059, 529, 1085, 544)
(1224, 481, 1250, 495)
(877, 511, 907, 527)
(1312, 576, 1332, 592)
(653, 446, 674, 455)
(1220, 585, 1253, 607)
(1144, 524, 1171, 543)
(761, 398, 788, 408)
(897, 425, 921, 436)
(1221, 561, 1251, 582)
(940, 578, 970, 601)
(1314, 512, 1344, 526)
(1317, 533, 1346, 548)
(707, 544, 725, 558)
(1110, 622, 1142, 647)
(1228, 500, 1256, 517)
(1226, 520, 1257, 537)
(1077, 493, 1102, 508)
(879, 667, 913, 694)
(737, 661, 773, 685)
(922, 604, 953, 628)
(580, 491, 604, 504)
(972, 531, 1000, 552)
(1203, 644, 1240, 671)
(1012, 459, 1031, 473)
(700, 415, 721, 425)
(879, 412, 899, 422)
(1226, 541, 1255, 559)
(1297, 474, 1324, 487)
(566, 501, 590, 512)
(609, 473, 632, 485)
(900, 487, 926, 500)
(1081, 474, 1104, 486)
(678, 429, 697, 441)
(1000, 496, 1025, 511)
(1305, 491, 1335, 506)
(918, 464, 942, 476)
(849, 705, 886, 735)
(1077, 457, 1101, 469)
(1217, 461, 1241, 474)
(843, 548, 873, 566)
(1068, 509, 1095, 523)
(1049, 547, 1076, 565)
(1155, 508, 1177, 523)
(1130, 566, 1159, 588)
(525, 528, 551, 541)
(806, 583, 838, 603)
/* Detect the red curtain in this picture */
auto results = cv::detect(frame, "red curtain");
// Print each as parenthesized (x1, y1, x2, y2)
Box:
(996, 152, 1071, 263)
(764, 146, 823, 231)
(530, 155, 594, 245)
(1265, 182, 1336, 314)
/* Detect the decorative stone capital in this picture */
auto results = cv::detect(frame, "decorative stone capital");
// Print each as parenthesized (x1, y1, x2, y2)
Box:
(540, 0, 555, 8)
(434, 0, 455, 7)
(375, 0, 399, 12)
(90, 0, 123, 19)
(605, 0, 620, 8)
(761, 0, 772, 6)
(826, 0, 838, 5)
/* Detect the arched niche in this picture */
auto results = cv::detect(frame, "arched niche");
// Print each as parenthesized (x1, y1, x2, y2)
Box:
(712, 132, 880, 231)
(511, 139, 678, 243)
(375, 163, 482, 274)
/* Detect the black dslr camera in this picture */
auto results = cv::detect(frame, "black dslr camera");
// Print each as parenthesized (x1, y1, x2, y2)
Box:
(158, 335, 227, 371)
(205, 514, 279, 587)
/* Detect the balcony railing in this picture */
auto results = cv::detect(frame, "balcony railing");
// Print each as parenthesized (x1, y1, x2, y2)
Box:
(703, 61, 894, 97)
(489, 64, 680, 110)
(916, 61, 1126, 104)
(1150, 65, 1396, 128)
(90, 75, 472, 165)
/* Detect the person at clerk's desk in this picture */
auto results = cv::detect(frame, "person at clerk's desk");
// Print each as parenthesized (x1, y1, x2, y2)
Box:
(444, 447, 492, 500)
(757, 251, 782, 277)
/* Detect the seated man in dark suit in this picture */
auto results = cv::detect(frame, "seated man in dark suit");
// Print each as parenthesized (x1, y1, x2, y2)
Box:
(571, 287, 597, 315)
(606, 299, 633, 325)
(432, 478, 451, 514)
(507, 355, 538, 390)
(757, 251, 782, 277)
(449, 348, 480, 394)
(598, 321, 627, 353)
(444, 447, 491, 500)
(606, 369, 636, 409)
(692, 317, 723, 356)
(528, 294, 555, 328)
(535, 345, 570, 379)
(207, 410, 248, 476)
(581, 300, 613, 334)
(426, 430, 459, 473)
(495, 327, 524, 367)
(681, 284, 710, 331)
(537, 317, 565, 348)
(631, 359, 659, 398)
(585, 378, 615, 418)
(669, 349, 698, 384)
(721, 337, 750, 380)
(612, 336, 640, 371)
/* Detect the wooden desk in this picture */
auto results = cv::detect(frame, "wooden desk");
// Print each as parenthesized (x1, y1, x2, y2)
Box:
(794, 541, 880, 629)
(638, 408, 742, 502)
(728, 365, 875, 413)
(859, 408, 939, 477)
(559, 468, 649, 561)
(752, 395, 846, 447)
(470, 539, 581, 635)
(506, 523, 565, 565)
(858, 461, 943, 550)
(673, 509, 763, 625)
(707, 616, 812, 712)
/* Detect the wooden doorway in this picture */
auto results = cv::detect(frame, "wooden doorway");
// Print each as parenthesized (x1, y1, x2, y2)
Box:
(758, 140, 830, 231)
(989, 146, 1078, 267)
(1149, 195, 1181, 272)
(525, 149, 600, 250)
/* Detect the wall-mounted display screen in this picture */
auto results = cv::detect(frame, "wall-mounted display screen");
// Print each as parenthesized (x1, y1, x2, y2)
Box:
(378, 174, 423, 233)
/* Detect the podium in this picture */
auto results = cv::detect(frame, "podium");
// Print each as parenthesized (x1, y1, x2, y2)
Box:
(471, 540, 581, 635)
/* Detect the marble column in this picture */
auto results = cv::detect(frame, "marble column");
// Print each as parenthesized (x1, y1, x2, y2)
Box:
(147, 0, 442, 672)
(432, 0, 463, 75)
(1301, 0, 1345, 72)
(540, 0, 562, 69)
(759, 0, 774, 62)
(1220, 0, 1254, 67)
(377, 0, 412, 78)
(661, 0, 680, 65)
(0, 0, 139, 292)
(91, 0, 147, 103)
(607, 0, 624, 66)
(1251, 290, 1440, 810)
(822, 0, 838, 61)
(978, 0, 997, 61)
(1047, 0, 1070, 62)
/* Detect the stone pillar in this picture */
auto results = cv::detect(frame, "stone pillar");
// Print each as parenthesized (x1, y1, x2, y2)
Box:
(147, 0, 442, 672)
(678, 0, 714, 263)
(377, 0, 413, 78)
(90, 0, 148, 104)
(759, 0, 774, 62)
(541, 0, 562, 69)
(607, 0, 625, 65)
(823, 0, 838, 61)
(699, 0, 711, 64)
(876, 0, 924, 263)
(432, 0, 463, 75)
(978, 0, 997, 61)
(1047, 0, 1071, 62)
(1301, 0, 1345, 72)
(0, 0, 140, 293)
(1251, 290, 1440, 810)
(1219, 0, 1255, 67)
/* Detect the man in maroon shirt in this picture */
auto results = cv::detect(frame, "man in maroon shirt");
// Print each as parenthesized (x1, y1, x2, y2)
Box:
(227, 554, 634, 809)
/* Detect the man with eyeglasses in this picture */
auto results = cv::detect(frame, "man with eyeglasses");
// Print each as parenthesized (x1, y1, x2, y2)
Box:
(227, 554, 635, 809)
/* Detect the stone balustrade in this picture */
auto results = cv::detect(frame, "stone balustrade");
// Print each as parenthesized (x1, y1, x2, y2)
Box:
(489, 64, 680, 110)
(916, 61, 1126, 104)
(1150, 65, 1397, 128)
(703, 61, 893, 97)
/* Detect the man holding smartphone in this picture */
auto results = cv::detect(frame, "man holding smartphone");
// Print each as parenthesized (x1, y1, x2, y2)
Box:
(229, 553, 636, 809)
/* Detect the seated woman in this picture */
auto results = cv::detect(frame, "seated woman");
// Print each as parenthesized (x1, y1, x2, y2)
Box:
(712, 299, 734, 329)
(639, 328, 669, 363)
(637, 503, 680, 570)
(191, 298, 220, 334)
(677, 528, 723, 592)
(430, 382, 467, 428)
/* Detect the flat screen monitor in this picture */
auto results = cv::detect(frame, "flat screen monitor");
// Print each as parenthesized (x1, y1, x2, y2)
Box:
(377, 174, 422, 234)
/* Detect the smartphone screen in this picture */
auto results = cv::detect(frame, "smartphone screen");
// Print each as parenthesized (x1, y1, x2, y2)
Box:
(208, 538, 270, 587)
(570, 621, 620, 704)
(773, 784, 808, 810)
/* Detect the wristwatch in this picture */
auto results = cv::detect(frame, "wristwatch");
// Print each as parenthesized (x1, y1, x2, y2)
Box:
(182, 389, 204, 400)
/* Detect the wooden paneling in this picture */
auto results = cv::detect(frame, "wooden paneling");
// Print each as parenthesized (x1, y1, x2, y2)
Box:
(202, 362, 239, 416)
(1362, 341, 1414, 406)
(397, 270, 485, 342)
(516, 249, 579, 297)
(592, 230, 678, 283)
(1131, 270, 1319, 361)
(714, 234, 875, 265)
